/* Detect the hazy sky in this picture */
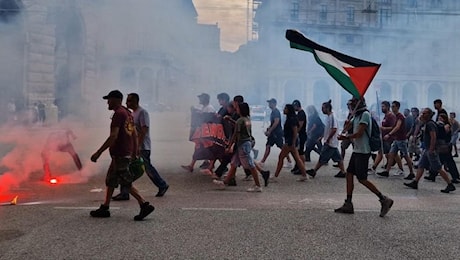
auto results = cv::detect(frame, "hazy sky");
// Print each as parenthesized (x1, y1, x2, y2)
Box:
(193, 0, 249, 52)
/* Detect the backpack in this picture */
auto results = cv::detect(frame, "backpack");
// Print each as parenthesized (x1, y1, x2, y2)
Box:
(435, 121, 451, 153)
(361, 112, 382, 152)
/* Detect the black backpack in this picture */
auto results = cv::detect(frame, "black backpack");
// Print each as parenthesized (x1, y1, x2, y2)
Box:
(361, 112, 382, 152)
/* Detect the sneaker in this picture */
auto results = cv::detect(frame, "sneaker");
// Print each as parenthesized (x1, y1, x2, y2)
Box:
(367, 168, 376, 175)
(296, 175, 308, 182)
(253, 149, 259, 159)
(404, 181, 418, 190)
(213, 179, 226, 190)
(90, 204, 110, 218)
(403, 173, 415, 180)
(392, 169, 404, 177)
(283, 162, 293, 168)
(181, 165, 193, 172)
(453, 154, 459, 158)
(333, 163, 339, 168)
(334, 171, 346, 178)
(306, 169, 316, 178)
(247, 185, 262, 192)
(379, 196, 394, 217)
(261, 170, 270, 187)
(376, 171, 389, 178)
(440, 183, 456, 193)
(290, 166, 299, 173)
(112, 193, 130, 201)
(334, 200, 354, 214)
(451, 179, 460, 184)
(134, 202, 155, 221)
(424, 176, 436, 182)
(155, 185, 169, 197)
(291, 169, 301, 175)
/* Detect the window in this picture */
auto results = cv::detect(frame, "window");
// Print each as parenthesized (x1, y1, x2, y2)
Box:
(347, 6, 355, 24)
(320, 4, 327, 22)
(380, 8, 392, 26)
(291, 2, 299, 20)
(430, 0, 442, 8)
(407, 0, 417, 8)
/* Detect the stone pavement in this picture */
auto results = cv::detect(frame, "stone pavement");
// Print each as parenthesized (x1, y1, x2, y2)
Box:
(1, 116, 460, 259)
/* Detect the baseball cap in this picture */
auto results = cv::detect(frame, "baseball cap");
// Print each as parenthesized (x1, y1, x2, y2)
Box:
(267, 98, 277, 104)
(292, 100, 301, 107)
(102, 90, 123, 100)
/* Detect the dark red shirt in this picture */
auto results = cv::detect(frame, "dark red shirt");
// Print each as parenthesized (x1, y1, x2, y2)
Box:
(393, 112, 406, 141)
(109, 106, 135, 157)
(382, 112, 396, 138)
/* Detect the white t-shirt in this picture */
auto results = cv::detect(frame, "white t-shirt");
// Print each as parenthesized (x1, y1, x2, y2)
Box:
(323, 113, 339, 148)
(202, 104, 216, 113)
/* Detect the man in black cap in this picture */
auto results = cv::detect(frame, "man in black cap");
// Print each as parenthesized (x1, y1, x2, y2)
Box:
(259, 98, 292, 169)
(90, 90, 155, 220)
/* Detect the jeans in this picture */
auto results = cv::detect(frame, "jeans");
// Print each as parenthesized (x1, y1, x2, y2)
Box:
(120, 150, 168, 195)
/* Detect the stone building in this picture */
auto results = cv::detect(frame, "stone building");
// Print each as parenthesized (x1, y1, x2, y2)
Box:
(0, 0, 222, 124)
(237, 0, 460, 113)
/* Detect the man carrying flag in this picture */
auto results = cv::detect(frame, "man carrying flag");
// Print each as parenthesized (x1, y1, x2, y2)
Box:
(286, 29, 393, 217)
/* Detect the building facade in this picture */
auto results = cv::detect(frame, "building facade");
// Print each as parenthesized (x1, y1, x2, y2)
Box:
(240, 0, 460, 113)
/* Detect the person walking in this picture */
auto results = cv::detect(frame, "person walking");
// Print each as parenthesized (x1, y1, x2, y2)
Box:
(334, 97, 393, 217)
(112, 93, 169, 200)
(90, 90, 154, 220)
(404, 108, 456, 193)
(270, 104, 309, 182)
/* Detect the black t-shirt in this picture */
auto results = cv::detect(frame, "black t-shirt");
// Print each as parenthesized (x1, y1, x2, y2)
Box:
(284, 115, 299, 145)
(270, 108, 283, 136)
(423, 120, 437, 147)
(297, 109, 307, 135)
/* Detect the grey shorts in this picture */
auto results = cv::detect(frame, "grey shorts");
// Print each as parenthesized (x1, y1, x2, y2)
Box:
(231, 141, 255, 169)
(418, 150, 442, 172)
(389, 140, 409, 156)
(106, 157, 133, 188)
(318, 144, 342, 164)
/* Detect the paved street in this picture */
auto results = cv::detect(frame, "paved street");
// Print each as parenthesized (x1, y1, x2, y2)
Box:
(1, 114, 460, 259)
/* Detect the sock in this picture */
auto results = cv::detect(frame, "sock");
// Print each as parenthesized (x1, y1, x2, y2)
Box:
(376, 192, 385, 200)
(346, 195, 352, 203)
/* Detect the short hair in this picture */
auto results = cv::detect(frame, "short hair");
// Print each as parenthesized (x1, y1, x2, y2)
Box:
(423, 107, 434, 118)
(381, 101, 390, 108)
(433, 99, 442, 105)
(450, 112, 456, 117)
(322, 100, 332, 111)
(233, 95, 244, 104)
(411, 107, 419, 113)
(439, 113, 448, 122)
(239, 102, 250, 117)
(392, 101, 400, 108)
(128, 93, 140, 103)
(217, 93, 230, 102)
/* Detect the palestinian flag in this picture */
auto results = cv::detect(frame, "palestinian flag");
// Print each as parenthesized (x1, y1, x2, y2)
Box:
(285, 29, 380, 98)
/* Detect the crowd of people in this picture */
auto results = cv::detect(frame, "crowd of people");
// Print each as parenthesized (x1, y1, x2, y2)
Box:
(180, 92, 459, 217)
(52, 89, 458, 220)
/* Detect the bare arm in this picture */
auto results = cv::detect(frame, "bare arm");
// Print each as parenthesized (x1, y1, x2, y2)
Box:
(91, 126, 119, 162)
(266, 118, 280, 135)
(349, 123, 367, 139)
(429, 130, 437, 153)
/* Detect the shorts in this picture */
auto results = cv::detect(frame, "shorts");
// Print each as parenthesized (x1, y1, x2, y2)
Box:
(231, 141, 255, 169)
(340, 139, 353, 150)
(298, 133, 307, 155)
(381, 140, 392, 154)
(318, 144, 342, 164)
(389, 140, 409, 156)
(417, 150, 442, 172)
(106, 157, 133, 188)
(346, 153, 371, 181)
(450, 133, 459, 145)
(266, 134, 283, 148)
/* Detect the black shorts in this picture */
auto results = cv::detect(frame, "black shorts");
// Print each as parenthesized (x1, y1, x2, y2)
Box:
(346, 153, 371, 181)
(266, 134, 283, 148)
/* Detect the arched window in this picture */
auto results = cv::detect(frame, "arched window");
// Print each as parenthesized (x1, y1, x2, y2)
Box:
(427, 83, 443, 106)
(139, 68, 154, 105)
(313, 80, 330, 108)
(120, 67, 136, 90)
(283, 79, 302, 105)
